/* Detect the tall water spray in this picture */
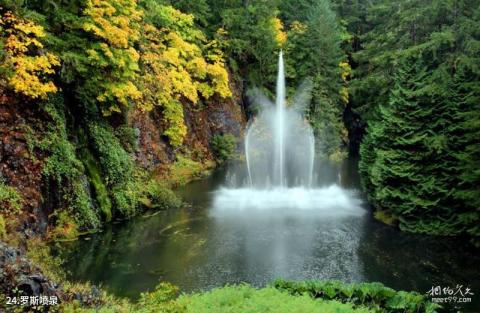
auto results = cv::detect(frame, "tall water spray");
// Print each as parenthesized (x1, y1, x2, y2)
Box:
(274, 51, 286, 187)
(215, 52, 363, 215)
(245, 51, 315, 188)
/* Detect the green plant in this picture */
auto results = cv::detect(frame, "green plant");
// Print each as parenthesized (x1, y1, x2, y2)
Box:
(0, 182, 22, 213)
(41, 98, 100, 230)
(0, 215, 6, 239)
(210, 134, 237, 163)
(143, 180, 182, 210)
(50, 211, 80, 240)
(115, 126, 139, 153)
(177, 284, 373, 313)
(273, 279, 440, 313)
(168, 155, 212, 186)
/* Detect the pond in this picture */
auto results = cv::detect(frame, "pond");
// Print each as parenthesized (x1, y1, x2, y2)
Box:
(56, 159, 480, 311)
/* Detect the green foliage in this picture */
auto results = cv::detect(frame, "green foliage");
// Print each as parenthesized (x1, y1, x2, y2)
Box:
(88, 121, 140, 217)
(41, 97, 100, 230)
(208, 0, 284, 86)
(115, 126, 139, 153)
(337, 0, 480, 241)
(0, 215, 6, 240)
(143, 180, 182, 211)
(78, 140, 112, 222)
(210, 134, 237, 163)
(177, 284, 373, 313)
(88, 122, 134, 186)
(136, 282, 185, 313)
(0, 181, 22, 213)
(49, 210, 80, 240)
(168, 155, 212, 187)
(273, 279, 440, 313)
(282, 0, 348, 158)
(359, 55, 479, 239)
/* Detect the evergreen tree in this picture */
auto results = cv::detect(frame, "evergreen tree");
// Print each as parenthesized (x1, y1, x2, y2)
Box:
(360, 55, 479, 241)
(284, 0, 348, 158)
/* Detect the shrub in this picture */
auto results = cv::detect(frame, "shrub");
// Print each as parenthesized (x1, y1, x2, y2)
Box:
(177, 284, 373, 313)
(144, 180, 182, 210)
(273, 279, 440, 313)
(210, 134, 237, 163)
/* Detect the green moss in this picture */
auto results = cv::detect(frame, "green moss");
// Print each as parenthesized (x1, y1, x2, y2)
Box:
(50, 211, 80, 240)
(0, 182, 22, 213)
(0, 215, 6, 240)
(88, 122, 134, 187)
(115, 126, 139, 153)
(79, 142, 112, 222)
(211, 134, 237, 164)
(143, 180, 182, 210)
(41, 97, 101, 230)
(88, 122, 141, 217)
(169, 155, 213, 187)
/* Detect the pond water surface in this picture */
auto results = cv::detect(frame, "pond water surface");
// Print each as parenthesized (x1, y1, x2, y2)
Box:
(57, 159, 480, 311)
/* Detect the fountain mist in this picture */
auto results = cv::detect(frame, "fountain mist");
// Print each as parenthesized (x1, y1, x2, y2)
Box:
(245, 51, 315, 188)
(214, 52, 363, 215)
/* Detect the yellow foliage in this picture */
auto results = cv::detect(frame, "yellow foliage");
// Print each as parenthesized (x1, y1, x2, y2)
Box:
(83, 0, 142, 48)
(339, 61, 351, 104)
(271, 17, 287, 47)
(0, 11, 59, 99)
(82, 0, 142, 114)
(339, 61, 351, 82)
(137, 6, 231, 147)
(289, 21, 307, 34)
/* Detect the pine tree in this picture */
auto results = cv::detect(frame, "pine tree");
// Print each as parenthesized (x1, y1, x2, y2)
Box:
(284, 0, 348, 158)
(360, 54, 479, 240)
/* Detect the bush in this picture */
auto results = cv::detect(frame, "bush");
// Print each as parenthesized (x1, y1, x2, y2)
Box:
(177, 284, 373, 313)
(210, 134, 237, 163)
(144, 180, 182, 210)
(273, 279, 440, 313)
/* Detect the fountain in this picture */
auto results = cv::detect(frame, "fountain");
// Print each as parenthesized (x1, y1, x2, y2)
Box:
(213, 51, 364, 215)
(245, 51, 314, 188)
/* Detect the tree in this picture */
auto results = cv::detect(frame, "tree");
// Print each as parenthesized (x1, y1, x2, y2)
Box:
(0, 10, 59, 99)
(360, 55, 479, 240)
(208, 0, 284, 86)
(284, 0, 348, 158)
(137, 2, 232, 147)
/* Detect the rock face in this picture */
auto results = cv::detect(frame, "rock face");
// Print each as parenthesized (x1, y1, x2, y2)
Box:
(130, 71, 246, 172)
(0, 72, 246, 235)
(0, 95, 48, 234)
(0, 242, 60, 300)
